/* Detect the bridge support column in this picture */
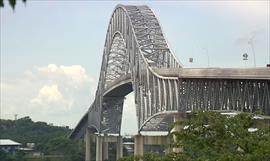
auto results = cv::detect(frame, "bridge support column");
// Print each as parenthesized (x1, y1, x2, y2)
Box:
(102, 141, 109, 160)
(94, 134, 123, 161)
(116, 136, 123, 159)
(172, 113, 185, 153)
(134, 134, 170, 156)
(96, 135, 103, 161)
(134, 134, 144, 156)
(85, 129, 91, 161)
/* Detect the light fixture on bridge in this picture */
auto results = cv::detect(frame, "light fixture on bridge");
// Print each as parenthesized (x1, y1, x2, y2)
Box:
(243, 53, 248, 61)
(189, 57, 193, 68)
(243, 53, 248, 67)
(189, 57, 193, 63)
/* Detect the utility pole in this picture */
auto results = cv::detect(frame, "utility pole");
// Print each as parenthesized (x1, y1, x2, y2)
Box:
(14, 114, 18, 120)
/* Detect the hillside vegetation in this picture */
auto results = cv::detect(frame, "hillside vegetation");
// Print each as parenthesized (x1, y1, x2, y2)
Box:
(0, 117, 84, 161)
(1, 117, 70, 149)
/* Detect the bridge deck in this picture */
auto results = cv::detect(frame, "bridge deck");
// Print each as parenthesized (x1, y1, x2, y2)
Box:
(154, 68, 270, 80)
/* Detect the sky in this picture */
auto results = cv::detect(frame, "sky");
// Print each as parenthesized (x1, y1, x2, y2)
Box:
(0, 1, 269, 135)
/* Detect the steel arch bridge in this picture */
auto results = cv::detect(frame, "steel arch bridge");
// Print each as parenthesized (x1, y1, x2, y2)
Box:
(70, 4, 270, 139)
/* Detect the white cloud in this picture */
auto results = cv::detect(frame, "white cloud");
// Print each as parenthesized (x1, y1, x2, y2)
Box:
(32, 85, 63, 103)
(1, 82, 14, 92)
(30, 84, 72, 110)
(38, 64, 93, 88)
(1, 64, 96, 127)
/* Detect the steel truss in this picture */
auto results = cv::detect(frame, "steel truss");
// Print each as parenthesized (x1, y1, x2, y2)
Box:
(70, 5, 270, 139)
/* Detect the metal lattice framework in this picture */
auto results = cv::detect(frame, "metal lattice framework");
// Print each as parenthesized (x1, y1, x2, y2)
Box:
(70, 5, 270, 139)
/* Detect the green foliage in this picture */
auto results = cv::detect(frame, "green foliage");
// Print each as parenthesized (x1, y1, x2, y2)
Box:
(117, 155, 136, 161)
(8, 0, 16, 9)
(141, 153, 164, 161)
(0, 117, 83, 161)
(0, 150, 27, 161)
(118, 111, 270, 161)
(117, 153, 168, 161)
(0, 117, 71, 151)
(169, 111, 270, 161)
(0, 150, 12, 161)
(0, 0, 26, 9)
(42, 136, 84, 161)
(42, 136, 74, 154)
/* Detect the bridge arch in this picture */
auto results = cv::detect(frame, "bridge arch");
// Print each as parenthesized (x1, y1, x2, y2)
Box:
(88, 4, 182, 135)
(70, 5, 270, 140)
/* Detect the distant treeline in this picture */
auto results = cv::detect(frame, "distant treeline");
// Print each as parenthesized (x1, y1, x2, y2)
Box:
(0, 116, 71, 149)
(0, 117, 84, 161)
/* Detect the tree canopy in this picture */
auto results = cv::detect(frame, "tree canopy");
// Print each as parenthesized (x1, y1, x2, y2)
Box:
(170, 111, 270, 161)
(118, 111, 270, 161)
(0, 116, 71, 150)
(0, 117, 84, 161)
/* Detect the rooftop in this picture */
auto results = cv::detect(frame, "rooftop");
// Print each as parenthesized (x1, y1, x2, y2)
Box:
(0, 139, 22, 146)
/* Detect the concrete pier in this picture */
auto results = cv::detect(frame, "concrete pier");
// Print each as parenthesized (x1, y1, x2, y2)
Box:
(102, 141, 109, 160)
(84, 130, 123, 161)
(85, 129, 91, 161)
(96, 135, 103, 161)
(134, 134, 144, 156)
(172, 113, 185, 153)
(116, 136, 123, 159)
(134, 134, 170, 156)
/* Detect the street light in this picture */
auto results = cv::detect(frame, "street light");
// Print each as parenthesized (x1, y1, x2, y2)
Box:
(243, 53, 248, 60)
(243, 53, 248, 67)
(189, 57, 193, 68)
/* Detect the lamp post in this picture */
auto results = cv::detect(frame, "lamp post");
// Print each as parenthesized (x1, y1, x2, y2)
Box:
(189, 57, 193, 68)
(243, 53, 248, 68)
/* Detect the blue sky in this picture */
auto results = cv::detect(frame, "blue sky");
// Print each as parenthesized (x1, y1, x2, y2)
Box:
(1, 1, 269, 134)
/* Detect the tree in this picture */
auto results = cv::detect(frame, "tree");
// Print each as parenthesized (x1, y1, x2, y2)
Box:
(117, 111, 269, 161)
(43, 136, 84, 161)
(0, 150, 27, 161)
(169, 111, 270, 161)
(117, 153, 164, 161)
